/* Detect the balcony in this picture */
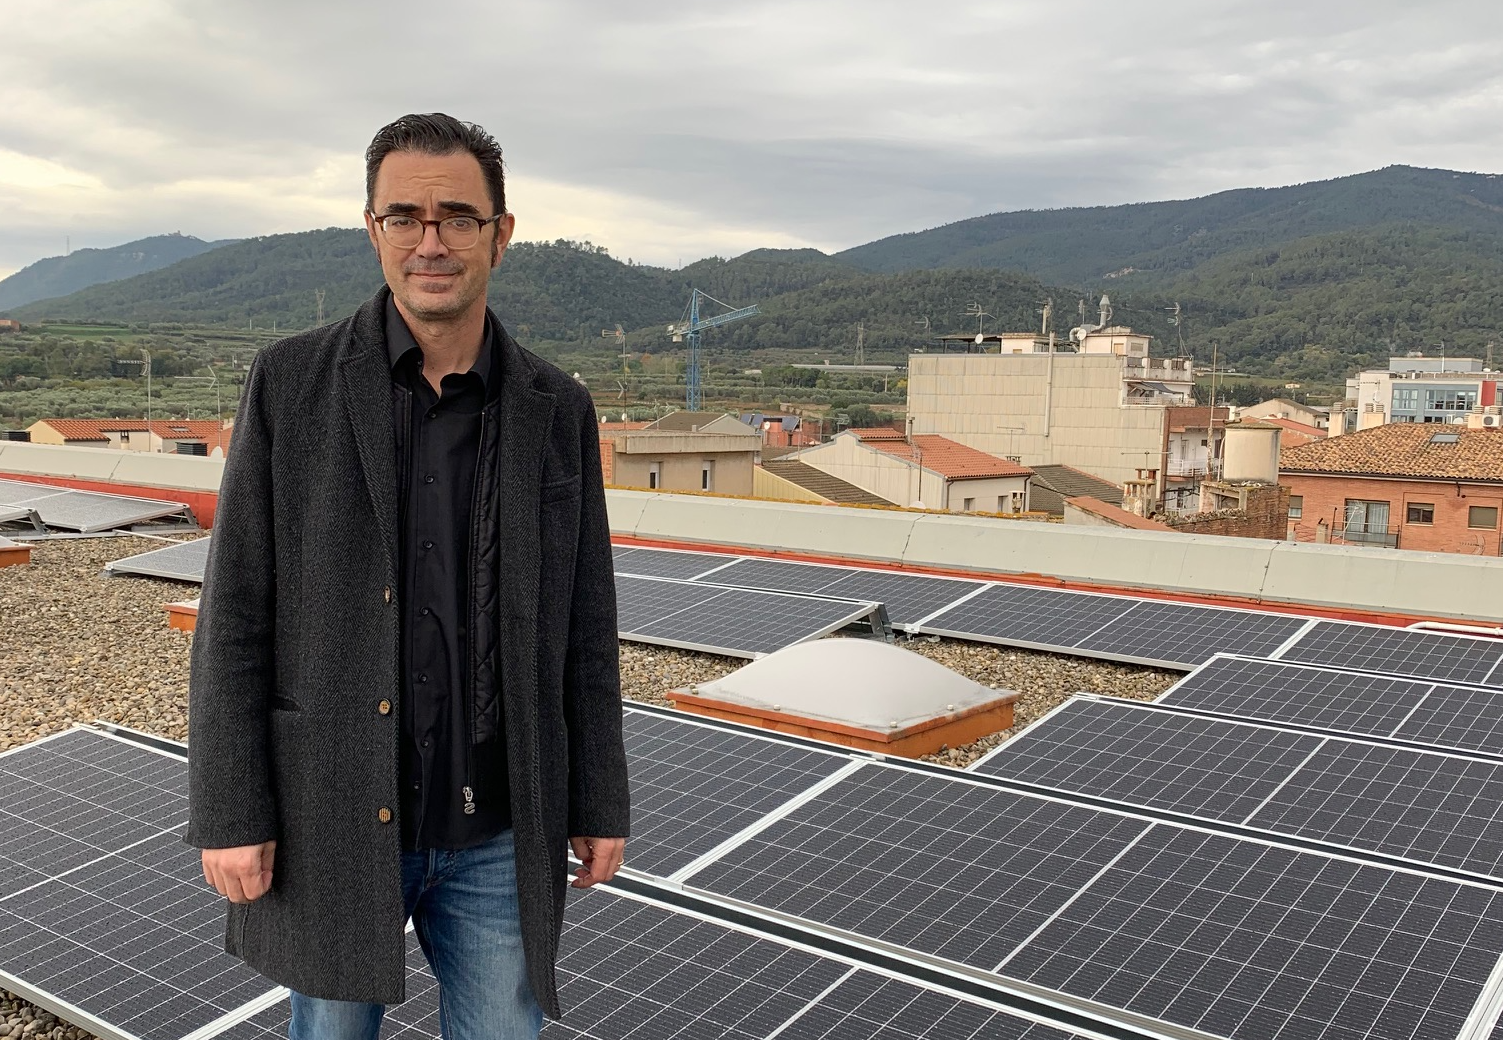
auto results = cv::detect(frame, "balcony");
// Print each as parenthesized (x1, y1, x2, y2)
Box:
(1337, 524, 1400, 549)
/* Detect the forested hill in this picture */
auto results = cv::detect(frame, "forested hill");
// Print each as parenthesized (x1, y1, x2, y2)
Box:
(835, 166, 1503, 285)
(0, 233, 233, 310)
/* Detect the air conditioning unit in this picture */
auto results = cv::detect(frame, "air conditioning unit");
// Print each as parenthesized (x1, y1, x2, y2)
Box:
(1485, 415, 1501, 428)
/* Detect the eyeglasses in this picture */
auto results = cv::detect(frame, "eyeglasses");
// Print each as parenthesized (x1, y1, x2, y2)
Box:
(369, 212, 504, 250)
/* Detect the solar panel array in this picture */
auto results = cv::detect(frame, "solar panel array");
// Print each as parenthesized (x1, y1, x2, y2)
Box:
(0, 479, 195, 534)
(610, 544, 1320, 670)
(975, 697, 1503, 880)
(105, 536, 212, 583)
(615, 574, 888, 658)
(1276, 620, 1503, 687)
(0, 723, 1111, 1040)
(1161, 655, 1503, 757)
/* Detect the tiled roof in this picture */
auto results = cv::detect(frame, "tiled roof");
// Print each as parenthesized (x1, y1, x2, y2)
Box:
(851, 431, 1033, 480)
(847, 426, 906, 440)
(1280, 423, 1503, 482)
(1029, 464, 1124, 515)
(761, 460, 893, 505)
(34, 418, 229, 441)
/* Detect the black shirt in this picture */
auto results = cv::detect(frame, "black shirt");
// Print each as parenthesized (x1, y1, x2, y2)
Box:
(387, 299, 509, 850)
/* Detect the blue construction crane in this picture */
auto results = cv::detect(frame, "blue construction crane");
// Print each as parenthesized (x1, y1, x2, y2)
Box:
(667, 289, 759, 410)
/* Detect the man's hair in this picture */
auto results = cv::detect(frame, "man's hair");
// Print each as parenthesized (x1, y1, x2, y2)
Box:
(365, 113, 506, 216)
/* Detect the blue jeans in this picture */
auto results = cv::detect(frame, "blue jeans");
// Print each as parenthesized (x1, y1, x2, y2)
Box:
(289, 829, 542, 1040)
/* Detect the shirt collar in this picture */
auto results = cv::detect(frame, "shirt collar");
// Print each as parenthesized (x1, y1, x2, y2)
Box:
(385, 295, 494, 391)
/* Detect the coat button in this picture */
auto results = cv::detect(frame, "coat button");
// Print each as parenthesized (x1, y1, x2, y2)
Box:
(383, 586, 392, 604)
(377, 807, 393, 824)
(377, 700, 392, 716)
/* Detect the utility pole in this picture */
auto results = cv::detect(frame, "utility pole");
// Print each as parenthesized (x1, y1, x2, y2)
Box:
(855, 323, 865, 367)
(964, 302, 992, 339)
(315, 289, 326, 327)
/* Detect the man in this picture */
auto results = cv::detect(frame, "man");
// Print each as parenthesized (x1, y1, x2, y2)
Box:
(186, 113, 630, 1040)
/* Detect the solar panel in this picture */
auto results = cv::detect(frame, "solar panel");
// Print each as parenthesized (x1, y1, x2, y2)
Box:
(979, 697, 1503, 881)
(621, 708, 850, 876)
(1161, 656, 1503, 759)
(0, 505, 44, 531)
(0, 731, 272, 1040)
(1279, 620, 1503, 687)
(1075, 601, 1308, 668)
(920, 584, 1136, 655)
(0, 479, 195, 533)
(105, 536, 213, 583)
(1001, 827, 1503, 1040)
(685, 762, 1503, 1040)
(972, 700, 1323, 823)
(613, 547, 741, 580)
(686, 766, 1151, 968)
(817, 570, 986, 628)
(618, 577, 887, 659)
(700, 557, 856, 594)
(1157, 656, 1431, 738)
(219, 890, 1101, 1040)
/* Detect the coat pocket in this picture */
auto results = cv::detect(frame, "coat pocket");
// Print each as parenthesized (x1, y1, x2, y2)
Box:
(539, 474, 581, 504)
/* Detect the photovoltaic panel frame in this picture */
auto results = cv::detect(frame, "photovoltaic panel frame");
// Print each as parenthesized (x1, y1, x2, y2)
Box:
(975, 696, 1503, 881)
(682, 759, 1503, 1040)
(1159, 655, 1503, 759)
(105, 536, 213, 584)
(1276, 619, 1503, 687)
(0, 479, 196, 534)
(612, 546, 743, 580)
(617, 575, 889, 659)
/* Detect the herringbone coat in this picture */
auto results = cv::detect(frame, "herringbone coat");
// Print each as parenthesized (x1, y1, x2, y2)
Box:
(185, 288, 629, 1017)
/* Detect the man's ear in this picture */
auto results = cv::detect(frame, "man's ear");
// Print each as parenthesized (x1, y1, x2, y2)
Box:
(491, 212, 517, 269)
(363, 210, 381, 257)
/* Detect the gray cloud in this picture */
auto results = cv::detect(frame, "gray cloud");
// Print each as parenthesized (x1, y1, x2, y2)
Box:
(2, 0, 1501, 278)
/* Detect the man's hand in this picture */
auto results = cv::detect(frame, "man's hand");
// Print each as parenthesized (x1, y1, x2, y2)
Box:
(569, 837, 625, 889)
(202, 841, 276, 903)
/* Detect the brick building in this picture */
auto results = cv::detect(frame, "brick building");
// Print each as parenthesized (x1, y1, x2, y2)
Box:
(1280, 423, 1503, 554)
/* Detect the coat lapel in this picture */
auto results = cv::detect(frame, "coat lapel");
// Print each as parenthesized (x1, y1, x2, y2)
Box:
(337, 293, 399, 574)
(494, 320, 556, 639)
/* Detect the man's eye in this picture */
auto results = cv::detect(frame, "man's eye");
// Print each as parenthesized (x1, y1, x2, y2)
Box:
(385, 216, 419, 229)
(445, 217, 478, 232)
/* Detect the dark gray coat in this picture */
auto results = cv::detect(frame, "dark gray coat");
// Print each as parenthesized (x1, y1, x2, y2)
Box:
(185, 288, 629, 1017)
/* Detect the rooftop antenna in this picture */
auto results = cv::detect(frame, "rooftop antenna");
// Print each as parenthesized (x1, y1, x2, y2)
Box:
(314, 289, 326, 327)
(1040, 298, 1053, 337)
(1166, 301, 1186, 355)
(602, 324, 627, 374)
(964, 302, 992, 338)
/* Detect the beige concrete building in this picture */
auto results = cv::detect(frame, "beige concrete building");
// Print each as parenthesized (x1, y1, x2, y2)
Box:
(27, 419, 233, 456)
(789, 429, 1032, 512)
(1239, 398, 1328, 429)
(906, 347, 1194, 494)
(598, 429, 757, 496)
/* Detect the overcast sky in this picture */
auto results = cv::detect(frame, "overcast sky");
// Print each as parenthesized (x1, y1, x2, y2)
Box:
(2, 0, 1501, 279)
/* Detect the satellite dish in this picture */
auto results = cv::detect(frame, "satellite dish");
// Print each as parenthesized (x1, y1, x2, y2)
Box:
(975, 333, 984, 345)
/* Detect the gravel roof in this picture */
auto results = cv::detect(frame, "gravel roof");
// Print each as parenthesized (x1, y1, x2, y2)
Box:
(0, 536, 1178, 1038)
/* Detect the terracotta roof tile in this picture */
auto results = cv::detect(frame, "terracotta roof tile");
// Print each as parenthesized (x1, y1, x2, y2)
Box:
(1259, 416, 1326, 441)
(1167, 406, 1230, 432)
(1280, 423, 1503, 482)
(851, 431, 1033, 480)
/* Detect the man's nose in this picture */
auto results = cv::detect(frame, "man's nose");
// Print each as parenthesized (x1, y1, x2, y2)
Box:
(414, 221, 449, 257)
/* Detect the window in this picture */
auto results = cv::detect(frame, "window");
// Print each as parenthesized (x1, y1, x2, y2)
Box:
(963, 497, 975, 512)
(1406, 503, 1435, 525)
(1288, 496, 1303, 519)
(1470, 506, 1500, 530)
(647, 462, 662, 490)
(700, 460, 715, 492)
(1343, 499, 1395, 546)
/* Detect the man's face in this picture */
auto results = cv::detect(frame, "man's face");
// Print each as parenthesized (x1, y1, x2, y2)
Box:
(364, 149, 516, 323)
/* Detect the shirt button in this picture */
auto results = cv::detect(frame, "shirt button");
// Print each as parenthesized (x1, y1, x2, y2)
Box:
(421, 739, 430, 748)
(377, 807, 393, 824)
(422, 539, 434, 550)
(427, 410, 438, 421)
(377, 699, 392, 716)
(418, 673, 429, 684)
(383, 586, 392, 604)
(420, 607, 432, 617)
(424, 474, 435, 484)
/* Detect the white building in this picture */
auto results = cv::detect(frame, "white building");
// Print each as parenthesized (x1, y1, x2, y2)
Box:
(1336, 357, 1499, 434)
(789, 428, 1034, 512)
